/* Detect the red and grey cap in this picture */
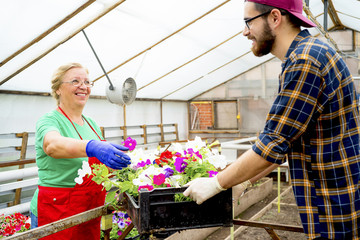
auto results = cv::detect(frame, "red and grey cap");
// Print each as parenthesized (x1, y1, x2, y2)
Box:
(246, 0, 316, 28)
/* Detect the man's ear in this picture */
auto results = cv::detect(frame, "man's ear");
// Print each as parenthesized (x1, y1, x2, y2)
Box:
(269, 9, 282, 28)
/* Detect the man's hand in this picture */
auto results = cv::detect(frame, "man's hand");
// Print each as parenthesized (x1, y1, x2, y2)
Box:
(183, 175, 226, 204)
(86, 140, 131, 169)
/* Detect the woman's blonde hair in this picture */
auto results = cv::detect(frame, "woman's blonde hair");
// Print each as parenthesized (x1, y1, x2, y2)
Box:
(51, 63, 89, 105)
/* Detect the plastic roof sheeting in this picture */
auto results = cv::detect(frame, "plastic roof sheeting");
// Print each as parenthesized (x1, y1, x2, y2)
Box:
(332, 1, 360, 32)
(1, 0, 359, 101)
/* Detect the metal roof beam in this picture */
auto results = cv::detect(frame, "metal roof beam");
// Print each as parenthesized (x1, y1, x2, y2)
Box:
(0, 0, 96, 68)
(92, 0, 232, 83)
(189, 56, 275, 100)
(162, 50, 253, 99)
(302, 2, 340, 52)
(0, 0, 127, 86)
(324, 0, 343, 29)
(138, 30, 243, 92)
(324, 0, 328, 31)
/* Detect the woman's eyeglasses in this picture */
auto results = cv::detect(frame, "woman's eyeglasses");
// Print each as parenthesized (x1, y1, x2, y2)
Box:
(62, 79, 94, 88)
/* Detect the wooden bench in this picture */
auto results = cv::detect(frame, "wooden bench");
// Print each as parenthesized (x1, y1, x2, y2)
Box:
(0, 132, 37, 215)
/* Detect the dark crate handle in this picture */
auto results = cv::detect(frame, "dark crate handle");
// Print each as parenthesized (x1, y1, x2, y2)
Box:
(127, 187, 189, 205)
(146, 186, 188, 195)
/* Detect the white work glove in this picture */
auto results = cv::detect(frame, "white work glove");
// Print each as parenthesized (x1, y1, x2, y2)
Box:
(232, 180, 252, 203)
(183, 175, 226, 204)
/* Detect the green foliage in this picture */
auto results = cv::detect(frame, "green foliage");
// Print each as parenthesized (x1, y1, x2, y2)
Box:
(100, 211, 139, 240)
(174, 193, 192, 202)
(89, 137, 225, 208)
(184, 159, 216, 181)
(105, 191, 116, 203)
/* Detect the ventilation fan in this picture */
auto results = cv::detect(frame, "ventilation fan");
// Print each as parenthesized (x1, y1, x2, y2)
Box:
(80, 29, 137, 106)
(106, 77, 137, 106)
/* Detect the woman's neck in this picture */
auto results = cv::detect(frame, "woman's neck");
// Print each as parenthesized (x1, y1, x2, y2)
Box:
(58, 103, 84, 125)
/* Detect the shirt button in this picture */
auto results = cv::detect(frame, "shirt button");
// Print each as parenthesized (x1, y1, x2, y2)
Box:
(53, 198, 56, 201)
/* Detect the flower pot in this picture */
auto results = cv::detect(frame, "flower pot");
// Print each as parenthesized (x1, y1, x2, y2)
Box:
(123, 187, 233, 236)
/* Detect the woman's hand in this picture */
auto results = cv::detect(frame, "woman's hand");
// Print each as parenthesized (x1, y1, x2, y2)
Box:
(86, 140, 131, 169)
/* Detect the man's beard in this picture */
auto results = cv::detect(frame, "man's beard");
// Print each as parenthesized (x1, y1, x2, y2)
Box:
(251, 21, 275, 57)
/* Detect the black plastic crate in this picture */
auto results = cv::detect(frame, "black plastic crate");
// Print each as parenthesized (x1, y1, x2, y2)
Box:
(124, 187, 233, 235)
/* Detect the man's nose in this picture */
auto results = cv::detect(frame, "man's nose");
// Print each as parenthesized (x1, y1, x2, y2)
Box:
(243, 26, 250, 36)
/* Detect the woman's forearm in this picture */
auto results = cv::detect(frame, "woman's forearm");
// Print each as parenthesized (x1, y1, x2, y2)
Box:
(43, 131, 89, 159)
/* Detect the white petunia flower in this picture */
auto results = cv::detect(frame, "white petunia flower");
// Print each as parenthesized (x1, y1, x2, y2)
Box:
(132, 175, 153, 186)
(185, 136, 206, 151)
(210, 148, 220, 155)
(171, 142, 183, 153)
(142, 165, 163, 176)
(133, 165, 167, 186)
(74, 176, 84, 184)
(167, 175, 183, 187)
(74, 161, 92, 184)
(128, 148, 159, 168)
(82, 161, 92, 175)
(149, 148, 160, 156)
(200, 148, 212, 160)
(127, 149, 148, 167)
(207, 153, 227, 170)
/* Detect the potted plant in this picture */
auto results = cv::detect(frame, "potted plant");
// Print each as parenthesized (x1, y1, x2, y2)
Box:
(76, 137, 233, 237)
(0, 212, 31, 238)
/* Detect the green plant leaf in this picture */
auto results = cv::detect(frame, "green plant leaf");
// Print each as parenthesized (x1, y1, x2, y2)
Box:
(104, 181, 112, 191)
(105, 191, 116, 203)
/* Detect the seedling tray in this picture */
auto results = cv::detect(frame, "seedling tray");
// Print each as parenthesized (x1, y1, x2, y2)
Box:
(124, 187, 233, 235)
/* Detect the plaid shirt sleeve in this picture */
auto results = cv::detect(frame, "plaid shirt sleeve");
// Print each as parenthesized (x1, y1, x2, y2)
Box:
(253, 43, 325, 165)
(253, 30, 360, 239)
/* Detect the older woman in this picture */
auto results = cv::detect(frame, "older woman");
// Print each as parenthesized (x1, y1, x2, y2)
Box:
(30, 63, 130, 239)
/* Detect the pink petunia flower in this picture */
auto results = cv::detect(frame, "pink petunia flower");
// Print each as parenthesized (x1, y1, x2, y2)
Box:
(122, 137, 137, 151)
(153, 173, 166, 185)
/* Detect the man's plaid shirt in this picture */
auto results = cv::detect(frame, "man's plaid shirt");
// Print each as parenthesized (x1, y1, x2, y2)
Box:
(253, 30, 360, 239)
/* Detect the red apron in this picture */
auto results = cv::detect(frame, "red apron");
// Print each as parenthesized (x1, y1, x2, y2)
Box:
(37, 107, 106, 239)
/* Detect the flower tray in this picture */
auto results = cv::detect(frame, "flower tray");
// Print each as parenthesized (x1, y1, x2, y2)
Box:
(124, 187, 233, 236)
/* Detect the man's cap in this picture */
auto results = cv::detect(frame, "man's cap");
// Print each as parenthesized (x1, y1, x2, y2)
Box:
(247, 0, 316, 28)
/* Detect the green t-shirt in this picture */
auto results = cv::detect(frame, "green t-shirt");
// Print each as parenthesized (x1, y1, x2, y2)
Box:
(30, 110, 103, 216)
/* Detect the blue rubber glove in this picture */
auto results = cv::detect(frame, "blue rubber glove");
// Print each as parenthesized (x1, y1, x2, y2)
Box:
(86, 140, 131, 169)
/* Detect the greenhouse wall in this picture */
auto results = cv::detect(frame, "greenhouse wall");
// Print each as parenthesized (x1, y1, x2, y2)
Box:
(193, 29, 360, 137)
(0, 94, 189, 141)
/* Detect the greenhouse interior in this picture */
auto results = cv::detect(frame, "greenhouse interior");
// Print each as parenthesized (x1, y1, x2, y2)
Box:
(1, 0, 360, 239)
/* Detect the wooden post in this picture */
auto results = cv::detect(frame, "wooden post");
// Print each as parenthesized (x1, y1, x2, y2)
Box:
(121, 126, 128, 140)
(101, 213, 113, 240)
(103, 229, 111, 240)
(158, 124, 164, 142)
(100, 127, 105, 139)
(117, 223, 134, 240)
(187, 102, 191, 140)
(174, 123, 179, 141)
(160, 100, 163, 125)
(122, 105, 127, 140)
(237, 98, 241, 138)
(12, 132, 28, 206)
(141, 125, 147, 149)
